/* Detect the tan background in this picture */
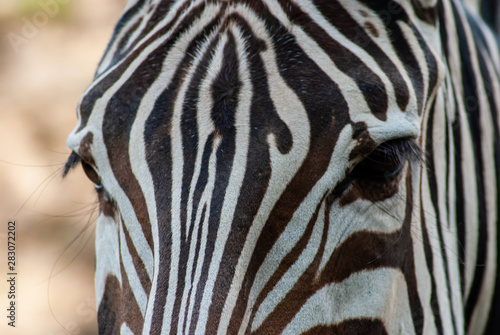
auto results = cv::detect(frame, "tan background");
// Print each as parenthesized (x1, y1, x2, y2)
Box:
(0, 0, 127, 334)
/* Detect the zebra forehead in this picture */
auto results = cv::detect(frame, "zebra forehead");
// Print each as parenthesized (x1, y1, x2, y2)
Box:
(65, 0, 444, 176)
(95, 1, 431, 70)
(78, 1, 439, 116)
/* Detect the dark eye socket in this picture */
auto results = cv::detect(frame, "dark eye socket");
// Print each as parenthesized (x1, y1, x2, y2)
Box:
(81, 160, 103, 189)
(351, 139, 421, 183)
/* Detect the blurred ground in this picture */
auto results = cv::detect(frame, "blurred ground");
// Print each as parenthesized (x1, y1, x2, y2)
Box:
(0, 0, 126, 334)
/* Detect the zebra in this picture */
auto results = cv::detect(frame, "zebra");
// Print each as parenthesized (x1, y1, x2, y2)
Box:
(64, 0, 500, 334)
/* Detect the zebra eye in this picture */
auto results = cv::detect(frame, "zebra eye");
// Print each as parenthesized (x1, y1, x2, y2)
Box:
(81, 160, 103, 189)
(351, 139, 419, 183)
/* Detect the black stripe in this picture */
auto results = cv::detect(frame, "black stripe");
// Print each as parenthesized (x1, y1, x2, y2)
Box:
(451, 93, 467, 296)
(301, 319, 388, 335)
(419, 201, 444, 333)
(122, 220, 152, 295)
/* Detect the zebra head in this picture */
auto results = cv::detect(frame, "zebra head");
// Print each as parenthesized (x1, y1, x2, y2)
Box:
(66, 0, 495, 334)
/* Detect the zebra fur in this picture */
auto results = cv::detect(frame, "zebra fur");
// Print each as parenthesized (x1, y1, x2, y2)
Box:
(65, 0, 500, 334)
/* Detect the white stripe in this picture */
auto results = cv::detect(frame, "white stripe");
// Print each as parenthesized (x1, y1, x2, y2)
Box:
(95, 214, 122, 308)
(282, 269, 414, 335)
(120, 216, 148, 315)
(121, 323, 135, 335)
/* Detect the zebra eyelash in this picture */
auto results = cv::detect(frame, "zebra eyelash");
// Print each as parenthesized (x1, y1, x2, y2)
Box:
(350, 138, 423, 183)
(63, 151, 82, 177)
(370, 138, 424, 165)
(63, 152, 104, 190)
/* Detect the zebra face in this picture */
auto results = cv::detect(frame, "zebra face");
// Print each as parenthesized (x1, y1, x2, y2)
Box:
(67, 0, 445, 334)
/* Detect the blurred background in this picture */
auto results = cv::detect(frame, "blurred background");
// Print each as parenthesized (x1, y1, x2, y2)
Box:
(0, 0, 127, 333)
